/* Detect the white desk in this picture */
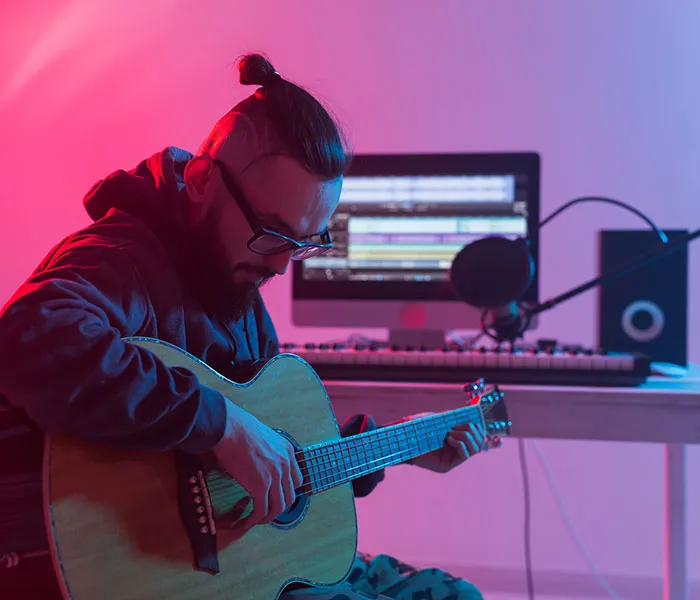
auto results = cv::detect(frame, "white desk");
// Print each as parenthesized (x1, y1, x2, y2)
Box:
(325, 366, 700, 600)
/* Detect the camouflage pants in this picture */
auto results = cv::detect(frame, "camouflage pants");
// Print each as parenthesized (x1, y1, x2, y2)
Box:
(282, 551, 483, 600)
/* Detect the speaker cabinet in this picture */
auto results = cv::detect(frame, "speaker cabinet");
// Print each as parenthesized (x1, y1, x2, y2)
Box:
(598, 229, 688, 366)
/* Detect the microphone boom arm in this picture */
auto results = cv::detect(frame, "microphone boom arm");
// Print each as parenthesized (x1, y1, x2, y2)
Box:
(526, 227, 700, 319)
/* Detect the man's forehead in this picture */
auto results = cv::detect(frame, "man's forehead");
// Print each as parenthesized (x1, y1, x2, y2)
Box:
(206, 107, 342, 236)
(244, 156, 341, 211)
(245, 157, 342, 239)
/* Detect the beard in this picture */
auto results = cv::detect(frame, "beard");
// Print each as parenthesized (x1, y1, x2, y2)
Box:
(185, 205, 270, 321)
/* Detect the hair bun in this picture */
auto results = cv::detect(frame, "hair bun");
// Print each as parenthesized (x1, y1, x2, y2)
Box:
(238, 53, 282, 87)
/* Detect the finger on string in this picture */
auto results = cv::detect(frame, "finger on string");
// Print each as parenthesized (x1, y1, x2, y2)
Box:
(446, 435, 469, 460)
(467, 430, 488, 452)
(219, 496, 251, 529)
(448, 430, 477, 457)
(281, 473, 296, 513)
(452, 422, 479, 431)
(243, 488, 270, 528)
(452, 430, 479, 455)
(291, 458, 304, 488)
(452, 423, 486, 441)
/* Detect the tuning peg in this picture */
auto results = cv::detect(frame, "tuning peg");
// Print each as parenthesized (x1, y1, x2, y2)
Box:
(464, 378, 486, 399)
(488, 421, 512, 433)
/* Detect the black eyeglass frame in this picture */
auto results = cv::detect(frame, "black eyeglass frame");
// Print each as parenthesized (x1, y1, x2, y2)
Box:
(212, 159, 333, 260)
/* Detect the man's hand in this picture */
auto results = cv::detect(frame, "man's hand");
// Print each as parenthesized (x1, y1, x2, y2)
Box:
(213, 399, 303, 530)
(403, 412, 499, 473)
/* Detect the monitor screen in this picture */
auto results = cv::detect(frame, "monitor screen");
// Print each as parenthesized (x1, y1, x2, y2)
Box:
(293, 153, 540, 304)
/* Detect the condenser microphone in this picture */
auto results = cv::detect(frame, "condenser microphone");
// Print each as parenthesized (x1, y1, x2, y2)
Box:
(449, 236, 535, 343)
(450, 227, 700, 345)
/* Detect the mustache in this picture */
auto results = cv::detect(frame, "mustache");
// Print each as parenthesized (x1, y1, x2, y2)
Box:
(236, 265, 276, 279)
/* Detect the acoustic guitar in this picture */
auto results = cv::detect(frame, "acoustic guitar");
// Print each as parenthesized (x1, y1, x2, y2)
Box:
(1, 337, 510, 600)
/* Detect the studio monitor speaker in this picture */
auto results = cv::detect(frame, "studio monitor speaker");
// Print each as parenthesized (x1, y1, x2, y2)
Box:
(598, 229, 688, 366)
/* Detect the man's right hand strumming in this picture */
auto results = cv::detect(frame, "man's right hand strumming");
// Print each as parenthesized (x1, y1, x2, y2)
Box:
(213, 399, 303, 530)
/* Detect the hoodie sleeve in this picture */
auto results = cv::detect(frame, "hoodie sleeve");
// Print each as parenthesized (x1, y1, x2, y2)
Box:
(0, 243, 227, 453)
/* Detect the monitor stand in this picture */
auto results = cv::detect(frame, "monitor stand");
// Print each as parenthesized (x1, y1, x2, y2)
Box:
(388, 328, 445, 350)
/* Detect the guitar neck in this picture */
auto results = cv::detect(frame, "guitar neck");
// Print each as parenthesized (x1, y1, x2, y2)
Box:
(297, 405, 484, 496)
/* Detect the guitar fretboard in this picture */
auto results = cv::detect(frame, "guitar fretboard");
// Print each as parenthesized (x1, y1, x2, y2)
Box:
(297, 404, 483, 496)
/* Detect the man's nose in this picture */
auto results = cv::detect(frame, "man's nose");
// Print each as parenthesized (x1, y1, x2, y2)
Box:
(266, 250, 295, 276)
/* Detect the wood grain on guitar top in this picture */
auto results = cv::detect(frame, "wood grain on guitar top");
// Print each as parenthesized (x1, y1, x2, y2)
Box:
(44, 337, 358, 600)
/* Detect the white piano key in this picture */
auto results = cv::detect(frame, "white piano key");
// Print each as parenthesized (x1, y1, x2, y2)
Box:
(525, 353, 540, 369)
(482, 352, 499, 368)
(535, 353, 551, 369)
(497, 354, 513, 368)
(549, 353, 569, 369)
(591, 355, 607, 370)
(511, 353, 527, 368)
(432, 351, 448, 366)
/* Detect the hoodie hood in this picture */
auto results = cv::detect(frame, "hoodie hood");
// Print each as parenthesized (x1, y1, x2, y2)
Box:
(83, 146, 193, 247)
(82, 146, 263, 324)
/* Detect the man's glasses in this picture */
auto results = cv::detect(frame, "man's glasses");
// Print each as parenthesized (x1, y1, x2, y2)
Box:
(212, 159, 333, 261)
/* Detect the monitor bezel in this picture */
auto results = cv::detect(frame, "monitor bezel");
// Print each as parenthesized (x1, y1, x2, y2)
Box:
(292, 152, 540, 303)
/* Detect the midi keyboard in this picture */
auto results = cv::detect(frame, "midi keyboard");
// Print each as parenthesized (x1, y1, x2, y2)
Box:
(281, 343, 651, 387)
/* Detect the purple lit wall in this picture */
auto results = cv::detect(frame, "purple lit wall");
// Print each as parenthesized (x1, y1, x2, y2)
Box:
(1, 2, 698, 599)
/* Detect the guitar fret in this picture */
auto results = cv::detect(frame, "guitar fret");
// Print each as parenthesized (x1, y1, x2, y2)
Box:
(319, 447, 331, 490)
(325, 446, 334, 486)
(330, 444, 338, 486)
(302, 403, 488, 495)
(309, 447, 321, 492)
(362, 435, 371, 467)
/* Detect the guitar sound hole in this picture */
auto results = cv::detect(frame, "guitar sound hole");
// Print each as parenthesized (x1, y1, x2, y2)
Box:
(271, 493, 309, 529)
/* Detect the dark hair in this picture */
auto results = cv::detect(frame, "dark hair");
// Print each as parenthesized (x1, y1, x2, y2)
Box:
(237, 53, 351, 181)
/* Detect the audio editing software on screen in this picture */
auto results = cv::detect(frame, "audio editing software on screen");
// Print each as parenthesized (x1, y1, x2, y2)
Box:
(301, 173, 528, 283)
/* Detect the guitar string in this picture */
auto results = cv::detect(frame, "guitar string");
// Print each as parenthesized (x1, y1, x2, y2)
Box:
(208, 411, 482, 498)
(300, 448, 418, 495)
(299, 442, 436, 495)
(204, 422, 446, 500)
(205, 404, 496, 500)
(206, 408, 486, 497)
(205, 438, 431, 498)
(297, 407, 486, 493)
(298, 418, 450, 492)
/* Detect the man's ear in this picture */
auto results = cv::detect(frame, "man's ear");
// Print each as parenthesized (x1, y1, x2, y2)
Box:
(184, 155, 215, 222)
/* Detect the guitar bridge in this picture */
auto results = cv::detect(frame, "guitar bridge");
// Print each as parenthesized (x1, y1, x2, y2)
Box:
(175, 452, 220, 574)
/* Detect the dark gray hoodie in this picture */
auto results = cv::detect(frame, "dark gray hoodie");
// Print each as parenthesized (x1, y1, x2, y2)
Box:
(0, 146, 384, 496)
(0, 147, 277, 453)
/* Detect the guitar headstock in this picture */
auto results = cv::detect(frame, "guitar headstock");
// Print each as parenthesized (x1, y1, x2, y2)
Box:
(465, 378, 511, 439)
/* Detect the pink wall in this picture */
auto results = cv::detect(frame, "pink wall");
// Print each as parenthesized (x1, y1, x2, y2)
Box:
(1, 1, 698, 597)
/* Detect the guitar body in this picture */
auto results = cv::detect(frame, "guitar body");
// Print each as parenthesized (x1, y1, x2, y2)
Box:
(44, 337, 358, 600)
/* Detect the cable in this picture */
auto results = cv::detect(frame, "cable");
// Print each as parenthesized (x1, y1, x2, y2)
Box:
(324, 333, 382, 346)
(478, 196, 670, 342)
(325, 331, 485, 349)
(537, 196, 668, 244)
(446, 330, 484, 349)
(480, 305, 534, 345)
(518, 438, 536, 600)
(530, 440, 624, 600)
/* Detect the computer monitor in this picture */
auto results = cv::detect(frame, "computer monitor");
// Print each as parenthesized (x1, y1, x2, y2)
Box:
(292, 152, 540, 348)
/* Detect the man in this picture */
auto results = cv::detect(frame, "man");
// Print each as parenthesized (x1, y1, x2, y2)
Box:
(0, 54, 487, 599)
